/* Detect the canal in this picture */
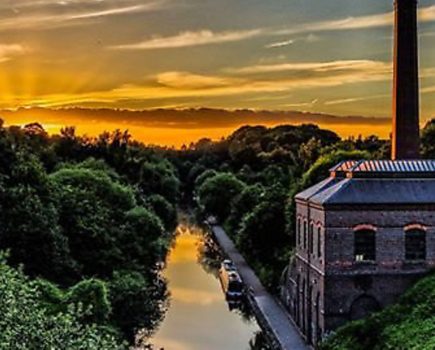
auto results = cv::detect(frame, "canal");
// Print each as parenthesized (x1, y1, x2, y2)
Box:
(149, 219, 263, 350)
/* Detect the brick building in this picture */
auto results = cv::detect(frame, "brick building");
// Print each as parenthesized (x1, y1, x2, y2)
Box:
(281, 160, 435, 345)
(281, 0, 435, 346)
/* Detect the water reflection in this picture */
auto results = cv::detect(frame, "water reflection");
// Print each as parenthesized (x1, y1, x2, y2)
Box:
(149, 220, 260, 350)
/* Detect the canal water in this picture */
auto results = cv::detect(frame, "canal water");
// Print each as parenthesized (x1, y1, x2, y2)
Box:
(149, 220, 261, 350)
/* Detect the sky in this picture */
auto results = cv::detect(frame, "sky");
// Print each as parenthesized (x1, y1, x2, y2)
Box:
(0, 0, 434, 145)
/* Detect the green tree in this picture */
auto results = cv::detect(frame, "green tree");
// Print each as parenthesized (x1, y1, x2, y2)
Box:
(146, 194, 177, 231)
(122, 206, 168, 270)
(50, 166, 136, 278)
(237, 186, 290, 290)
(0, 153, 76, 284)
(109, 270, 168, 341)
(226, 184, 264, 234)
(0, 256, 125, 350)
(198, 173, 246, 221)
(139, 160, 180, 203)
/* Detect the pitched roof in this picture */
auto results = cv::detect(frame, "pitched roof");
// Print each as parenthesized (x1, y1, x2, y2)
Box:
(297, 160, 435, 206)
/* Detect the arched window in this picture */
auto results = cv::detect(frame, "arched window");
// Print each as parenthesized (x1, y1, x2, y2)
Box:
(297, 218, 301, 246)
(354, 229, 376, 262)
(405, 229, 426, 261)
(317, 227, 322, 258)
(309, 223, 314, 255)
(303, 221, 307, 250)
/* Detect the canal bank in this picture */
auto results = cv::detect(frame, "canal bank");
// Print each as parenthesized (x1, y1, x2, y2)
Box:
(205, 220, 308, 350)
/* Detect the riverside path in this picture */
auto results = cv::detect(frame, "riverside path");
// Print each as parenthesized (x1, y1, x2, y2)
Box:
(206, 221, 308, 350)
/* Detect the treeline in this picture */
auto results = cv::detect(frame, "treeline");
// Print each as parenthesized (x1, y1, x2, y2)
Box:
(171, 120, 435, 290)
(0, 121, 180, 348)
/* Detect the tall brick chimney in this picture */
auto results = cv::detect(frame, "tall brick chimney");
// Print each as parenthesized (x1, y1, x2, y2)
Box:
(392, 0, 420, 160)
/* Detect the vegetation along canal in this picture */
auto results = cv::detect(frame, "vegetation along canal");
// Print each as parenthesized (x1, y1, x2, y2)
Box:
(149, 217, 268, 350)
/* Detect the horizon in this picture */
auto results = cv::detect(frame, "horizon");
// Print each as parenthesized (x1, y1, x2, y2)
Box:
(0, 106, 398, 147)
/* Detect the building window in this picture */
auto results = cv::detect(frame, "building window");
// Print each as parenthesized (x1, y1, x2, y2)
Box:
(354, 229, 376, 262)
(317, 227, 322, 258)
(303, 221, 307, 250)
(309, 223, 314, 255)
(297, 218, 301, 246)
(405, 229, 426, 260)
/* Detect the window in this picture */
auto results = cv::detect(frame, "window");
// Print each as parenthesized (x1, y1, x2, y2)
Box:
(405, 229, 426, 260)
(303, 221, 307, 250)
(354, 229, 376, 262)
(309, 223, 314, 255)
(317, 227, 322, 258)
(297, 218, 301, 246)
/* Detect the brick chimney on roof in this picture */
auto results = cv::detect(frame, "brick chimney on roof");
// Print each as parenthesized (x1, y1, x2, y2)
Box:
(392, 0, 421, 160)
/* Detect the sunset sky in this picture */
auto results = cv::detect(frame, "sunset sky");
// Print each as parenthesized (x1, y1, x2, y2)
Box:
(0, 0, 434, 145)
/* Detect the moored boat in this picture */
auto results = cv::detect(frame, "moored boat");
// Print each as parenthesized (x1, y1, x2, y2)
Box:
(219, 259, 244, 300)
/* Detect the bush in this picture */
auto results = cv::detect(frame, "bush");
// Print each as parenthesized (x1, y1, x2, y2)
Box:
(0, 256, 125, 350)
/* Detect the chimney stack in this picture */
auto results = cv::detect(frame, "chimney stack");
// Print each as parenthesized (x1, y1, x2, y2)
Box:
(392, 0, 420, 160)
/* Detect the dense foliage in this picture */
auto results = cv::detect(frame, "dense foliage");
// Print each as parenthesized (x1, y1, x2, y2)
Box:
(0, 121, 179, 347)
(0, 255, 126, 349)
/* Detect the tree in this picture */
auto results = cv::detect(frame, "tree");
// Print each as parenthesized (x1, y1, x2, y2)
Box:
(146, 194, 177, 231)
(0, 256, 125, 350)
(0, 153, 76, 284)
(139, 160, 180, 203)
(50, 165, 136, 278)
(236, 186, 290, 289)
(122, 206, 167, 270)
(194, 169, 218, 189)
(422, 119, 435, 159)
(198, 173, 246, 221)
(226, 184, 264, 234)
(109, 270, 168, 341)
(299, 149, 370, 190)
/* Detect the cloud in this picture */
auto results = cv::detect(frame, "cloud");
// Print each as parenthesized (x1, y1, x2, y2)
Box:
(281, 99, 319, 108)
(109, 29, 264, 50)
(0, 1, 165, 31)
(0, 44, 27, 62)
(229, 60, 392, 75)
(276, 5, 435, 36)
(266, 39, 294, 49)
(325, 94, 388, 106)
(156, 71, 241, 89)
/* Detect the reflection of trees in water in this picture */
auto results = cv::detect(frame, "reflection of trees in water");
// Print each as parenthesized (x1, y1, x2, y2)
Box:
(230, 297, 256, 322)
(249, 331, 273, 350)
(134, 272, 170, 349)
(197, 229, 223, 277)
